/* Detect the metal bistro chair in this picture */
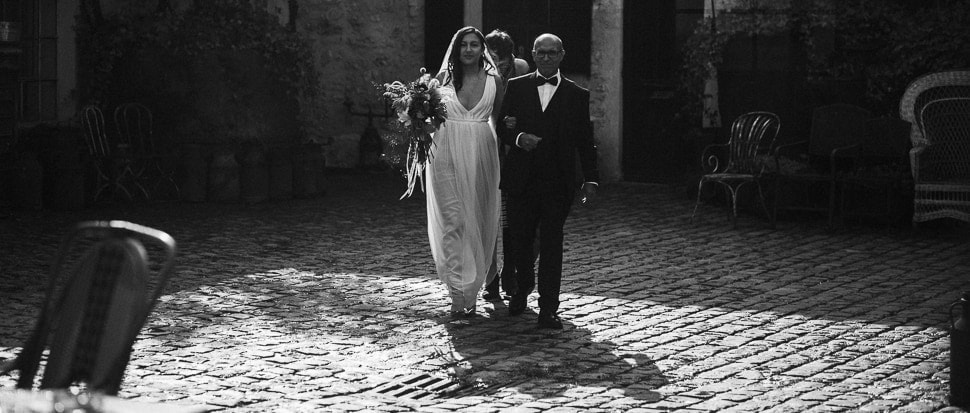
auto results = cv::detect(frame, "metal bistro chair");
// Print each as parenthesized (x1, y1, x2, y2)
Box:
(114, 103, 180, 200)
(773, 103, 871, 227)
(899, 70, 970, 225)
(0, 221, 176, 395)
(80, 105, 149, 202)
(836, 117, 913, 226)
(691, 112, 781, 227)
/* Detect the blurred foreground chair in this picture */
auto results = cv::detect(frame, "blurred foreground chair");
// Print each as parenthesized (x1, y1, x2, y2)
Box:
(899, 70, 970, 225)
(691, 112, 780, 227)
(0, 221, 176, 395)
(773, 103, 871, 227)
(80, 105, 149, 202)
(114, 103, 180, 200)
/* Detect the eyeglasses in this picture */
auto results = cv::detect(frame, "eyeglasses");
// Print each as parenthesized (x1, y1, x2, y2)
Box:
(533, 50, 562, 59)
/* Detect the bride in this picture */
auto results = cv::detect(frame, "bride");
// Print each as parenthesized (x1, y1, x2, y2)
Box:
(427, 26, 504, 318)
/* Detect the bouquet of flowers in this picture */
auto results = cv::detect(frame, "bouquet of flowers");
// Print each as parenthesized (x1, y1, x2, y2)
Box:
(380, 68, 448, 198)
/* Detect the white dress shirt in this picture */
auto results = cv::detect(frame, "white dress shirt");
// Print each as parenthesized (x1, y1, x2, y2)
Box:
(537, 70, 561, 112)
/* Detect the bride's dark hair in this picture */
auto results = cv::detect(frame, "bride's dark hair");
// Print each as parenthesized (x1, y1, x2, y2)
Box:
(446, 27, 493, 91)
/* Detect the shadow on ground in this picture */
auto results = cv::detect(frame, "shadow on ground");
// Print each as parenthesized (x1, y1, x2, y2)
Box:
(2, 170, 969, 352)
(441, 315, 666, 402)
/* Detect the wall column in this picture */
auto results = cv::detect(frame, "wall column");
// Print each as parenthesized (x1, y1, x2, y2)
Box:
(464, 0, 482, 29)
(590, 0, 622, 182)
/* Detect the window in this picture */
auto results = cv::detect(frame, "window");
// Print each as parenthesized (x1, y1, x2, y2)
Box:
(19, 0, 57, 122)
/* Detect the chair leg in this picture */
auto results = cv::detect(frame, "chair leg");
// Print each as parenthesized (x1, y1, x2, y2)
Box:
(885, 183, 898, 229)
(838, 183, 848, 227)
(152, 161, 180, 201)
(93, 183, 111, 203)
(117, 162, 150, 201)
(691, 179, 707, 223)
(728, 184, 740, 228)
(773, 176, 782, 223)
(827, 179, 838, 229)
(111, 180, 134, 201)
(755, 181, 775, 227)
(92, 165, 112, 203)
(131, 164, 151, 200)
(101, 160, 135, 202)
(719, 186, 729, 219)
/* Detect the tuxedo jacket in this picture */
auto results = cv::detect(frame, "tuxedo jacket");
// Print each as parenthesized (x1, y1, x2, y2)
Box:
(497, 72, 599, 195)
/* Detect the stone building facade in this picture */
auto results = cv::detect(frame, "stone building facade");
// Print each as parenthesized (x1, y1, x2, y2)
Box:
(296, 0, 626, 177)
(304, 0, 626, 179)
(18, 0, 728, 183)
(297, 0, 426, 168)
(10, 0, 952, 203)
(27, 0, 631, 179)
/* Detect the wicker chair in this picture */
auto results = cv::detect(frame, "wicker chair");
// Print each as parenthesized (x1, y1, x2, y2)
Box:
(0, 221, 176, 395)
(691, 112, 781, 227)
(899, 70, 970, 224)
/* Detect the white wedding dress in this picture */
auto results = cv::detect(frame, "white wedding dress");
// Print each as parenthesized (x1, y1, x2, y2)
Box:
(426, 74, 501, 314)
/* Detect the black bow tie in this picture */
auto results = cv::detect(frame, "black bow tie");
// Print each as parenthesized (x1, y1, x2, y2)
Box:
(536, 76, 558, 86)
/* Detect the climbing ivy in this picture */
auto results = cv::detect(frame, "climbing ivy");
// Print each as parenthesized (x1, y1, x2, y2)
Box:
(679, 0, 970, 122)
(76, 0, 320, 144)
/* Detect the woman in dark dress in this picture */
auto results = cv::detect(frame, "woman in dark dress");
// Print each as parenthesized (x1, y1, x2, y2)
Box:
(483, 29, 533, 302)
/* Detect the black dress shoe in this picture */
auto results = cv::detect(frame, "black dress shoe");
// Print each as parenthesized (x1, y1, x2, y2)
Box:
(508, 294, 527, 316)
(537, 313, 563, 329)
(482, 290, 502, 301)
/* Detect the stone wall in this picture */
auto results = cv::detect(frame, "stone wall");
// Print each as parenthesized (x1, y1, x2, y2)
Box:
(98, 0, 425, 168)
(93, 0, 630, 174)
(299, 0, 425, 167)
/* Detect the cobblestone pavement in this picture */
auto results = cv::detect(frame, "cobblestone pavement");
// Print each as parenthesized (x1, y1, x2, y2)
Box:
(2, 171, 969, 412)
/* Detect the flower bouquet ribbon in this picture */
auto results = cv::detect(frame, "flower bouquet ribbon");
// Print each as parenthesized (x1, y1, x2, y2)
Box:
(381, 68, 448, 199)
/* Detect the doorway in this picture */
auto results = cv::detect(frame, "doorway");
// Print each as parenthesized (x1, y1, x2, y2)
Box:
(482, 0, 591, 82)
(424, 0, 464, 71)
(622, 0, 681, 183)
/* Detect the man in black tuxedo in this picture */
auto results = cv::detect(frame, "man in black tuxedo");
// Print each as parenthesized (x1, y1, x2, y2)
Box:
(497, 33, 599, 329)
